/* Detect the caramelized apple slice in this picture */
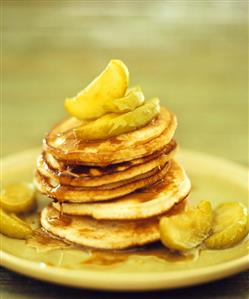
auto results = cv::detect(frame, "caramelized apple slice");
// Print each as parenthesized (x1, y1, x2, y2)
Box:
(0, 183, 36, 213)
(0, 207, 32, 239)
(205, 202, 248, 249)
(65, 60, 129, 120)
(104, 86, 144, 113)
(160, 201, 213, 251)
(74, 98, 160, 140)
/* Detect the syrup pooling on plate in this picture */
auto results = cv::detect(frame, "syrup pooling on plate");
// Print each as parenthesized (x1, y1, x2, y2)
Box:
(22, 197, 194, 266)
(26, 216, 194, 267)
(81, 244, 194, 267)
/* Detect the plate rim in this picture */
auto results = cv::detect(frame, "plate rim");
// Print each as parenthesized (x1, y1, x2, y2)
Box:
(1, 148, 249, 291)
(1, 249, 249, 291)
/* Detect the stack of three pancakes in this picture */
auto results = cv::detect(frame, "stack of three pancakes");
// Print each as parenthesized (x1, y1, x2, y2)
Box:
(34, 107, 191, 250)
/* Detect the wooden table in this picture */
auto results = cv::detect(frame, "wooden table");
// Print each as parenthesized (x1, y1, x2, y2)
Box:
(1, 1, 248, 298)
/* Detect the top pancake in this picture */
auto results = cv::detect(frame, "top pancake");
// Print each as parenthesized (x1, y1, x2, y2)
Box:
(43, 107, 177, 166)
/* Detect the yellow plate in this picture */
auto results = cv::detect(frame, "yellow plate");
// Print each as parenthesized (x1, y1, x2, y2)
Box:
(1, 148, 248, 291)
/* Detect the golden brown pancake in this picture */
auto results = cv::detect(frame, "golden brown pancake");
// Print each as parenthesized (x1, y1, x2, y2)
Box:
(52, 160, 191, 220)
(41, 205, 160, 250)
(43, 107, 177, 166)
(40, 163, 163, 190)
(44, 138, 177, 173)
(37, 144, 176, 187)
(34, 162, 170, 203)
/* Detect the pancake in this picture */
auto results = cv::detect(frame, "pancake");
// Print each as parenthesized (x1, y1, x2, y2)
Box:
(41, 205, 160, 250)
(52, 160, 191, 220)
(43, 107, 177, 166)
(34, 162, 170, 203)
(40, 162, 163, 190)
(37, 144, 176, 188)
(44, 138, 177, 173)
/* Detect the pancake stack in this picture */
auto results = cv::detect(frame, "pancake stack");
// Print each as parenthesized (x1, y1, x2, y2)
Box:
(34, 107, 191, 250)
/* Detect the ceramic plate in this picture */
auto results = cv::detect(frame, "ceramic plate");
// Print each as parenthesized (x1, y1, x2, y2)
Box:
(1, 148, 248, 291)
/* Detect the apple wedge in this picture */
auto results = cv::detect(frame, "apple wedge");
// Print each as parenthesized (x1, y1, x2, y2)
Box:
(104, 86, 145, 113)
(0, 207, 32, 239)
(74, 98, 160, 140)
(160, 201, 213, 251)
(0, 183, 36, 213)
(65, 59, 129, 120)
(205, 202, 248, 249)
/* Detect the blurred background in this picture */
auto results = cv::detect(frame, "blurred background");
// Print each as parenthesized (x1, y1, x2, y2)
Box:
(2, 0, 248, 165)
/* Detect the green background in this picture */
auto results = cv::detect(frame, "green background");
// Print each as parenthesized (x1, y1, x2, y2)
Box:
(2, 1, 248, 165)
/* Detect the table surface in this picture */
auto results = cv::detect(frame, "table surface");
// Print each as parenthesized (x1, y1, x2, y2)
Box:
(1, 1, 248, 298)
